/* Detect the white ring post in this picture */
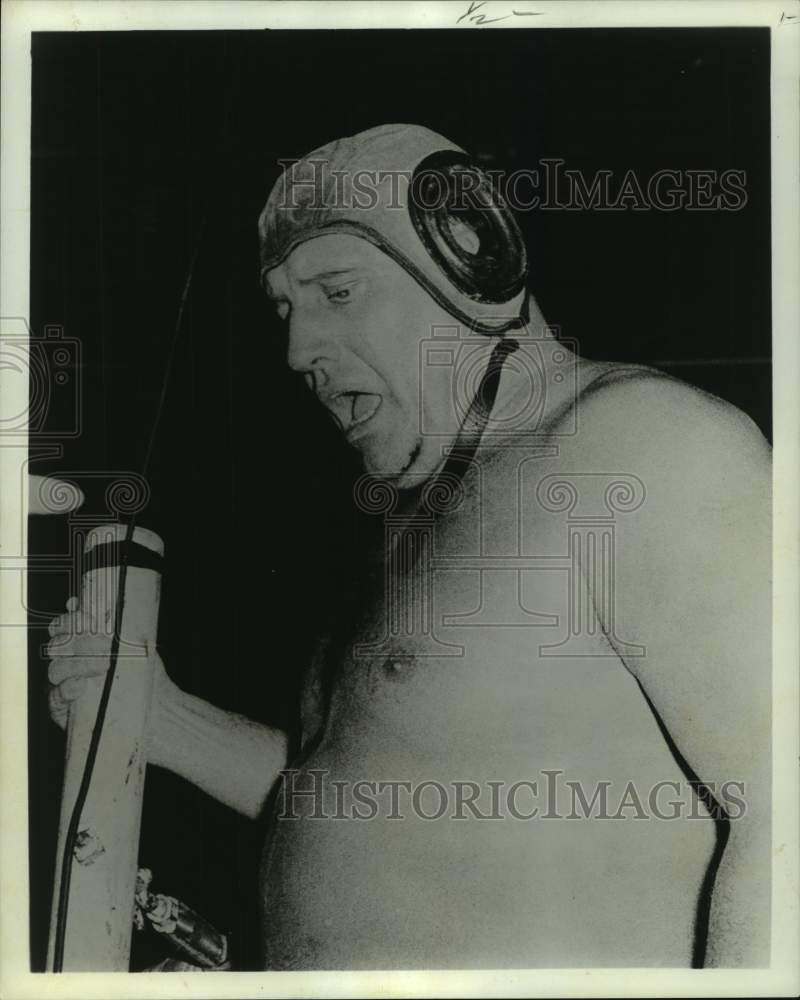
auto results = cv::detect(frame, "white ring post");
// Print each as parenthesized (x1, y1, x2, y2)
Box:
(47, 523, 164, 971)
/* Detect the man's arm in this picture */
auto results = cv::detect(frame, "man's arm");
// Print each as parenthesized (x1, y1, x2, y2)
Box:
(47, 621, 288, 821)
(560, 374, 772, 966)
(148, 673, 289, 820)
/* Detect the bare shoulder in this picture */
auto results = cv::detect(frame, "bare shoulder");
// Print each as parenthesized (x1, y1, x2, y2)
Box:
(555, 362, 771, 490)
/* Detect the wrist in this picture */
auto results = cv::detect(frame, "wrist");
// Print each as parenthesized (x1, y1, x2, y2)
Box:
(146, 666, 185, 770)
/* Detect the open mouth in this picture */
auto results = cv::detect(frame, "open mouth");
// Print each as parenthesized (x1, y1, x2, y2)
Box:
(326, 391, 382, 439)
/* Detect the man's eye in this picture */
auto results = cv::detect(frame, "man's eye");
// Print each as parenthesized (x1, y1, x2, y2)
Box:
(326, 286, 354, 303)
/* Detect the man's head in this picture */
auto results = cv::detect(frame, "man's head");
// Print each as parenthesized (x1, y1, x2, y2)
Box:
(259, 124, 528, 485)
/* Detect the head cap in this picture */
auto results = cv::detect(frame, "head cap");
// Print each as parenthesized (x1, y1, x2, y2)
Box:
(258, 124, 528, 333)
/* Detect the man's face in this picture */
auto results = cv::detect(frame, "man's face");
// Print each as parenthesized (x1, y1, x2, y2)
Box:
(264, 234, 466, 485)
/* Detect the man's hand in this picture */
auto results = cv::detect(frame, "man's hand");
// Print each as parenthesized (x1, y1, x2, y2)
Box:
(46, 595, 288, 819)
(46, 595, 170, 730)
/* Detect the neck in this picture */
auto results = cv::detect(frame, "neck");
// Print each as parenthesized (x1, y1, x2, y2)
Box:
(396, 294, 570, 492)
(490, 295, 578, 431)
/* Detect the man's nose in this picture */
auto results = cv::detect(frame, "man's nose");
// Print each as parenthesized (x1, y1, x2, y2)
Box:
(285, 309, 339, 378)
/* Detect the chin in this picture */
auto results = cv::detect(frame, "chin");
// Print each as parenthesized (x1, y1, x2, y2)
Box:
(358, 433, 427, 486)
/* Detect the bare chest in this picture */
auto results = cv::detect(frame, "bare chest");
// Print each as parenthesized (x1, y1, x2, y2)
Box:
(261, 449, 716, 969)
(302, 442, 653, 766)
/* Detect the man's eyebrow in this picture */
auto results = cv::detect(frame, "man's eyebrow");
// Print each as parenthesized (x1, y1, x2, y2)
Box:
(297, 267, 362, 285)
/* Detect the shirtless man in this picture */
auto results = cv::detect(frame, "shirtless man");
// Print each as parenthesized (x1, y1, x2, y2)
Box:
(47, 125, 771, 969)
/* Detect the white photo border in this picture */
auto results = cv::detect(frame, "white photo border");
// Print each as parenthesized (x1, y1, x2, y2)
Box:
(1, 2, 797, 997)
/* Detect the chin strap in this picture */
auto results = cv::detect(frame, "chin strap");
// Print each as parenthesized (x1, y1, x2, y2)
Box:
(377, 334, 520, 573)
(424, 335, 520, 505)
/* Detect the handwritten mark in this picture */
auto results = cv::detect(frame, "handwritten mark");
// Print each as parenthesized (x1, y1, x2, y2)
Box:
(457, 1, 543, 26)
(457, 1, 509, 24)
(779, 10, 798, 22)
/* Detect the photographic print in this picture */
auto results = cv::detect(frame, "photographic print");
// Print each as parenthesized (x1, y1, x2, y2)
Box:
(1, 2, 797, 998)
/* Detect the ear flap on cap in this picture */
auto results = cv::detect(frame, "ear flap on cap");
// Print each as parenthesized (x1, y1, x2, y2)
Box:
(408, 151, 528, 305)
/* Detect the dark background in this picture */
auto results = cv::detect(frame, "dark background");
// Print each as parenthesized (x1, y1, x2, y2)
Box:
(28, 28, 771, 971)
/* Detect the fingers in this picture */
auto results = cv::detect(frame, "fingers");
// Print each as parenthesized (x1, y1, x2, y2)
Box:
(47, 648, 110, 685)
(47, 595, 111, 730)
(45, 597, 114, 685)
(48, 596, 91, 633)
(58, 676, 88, 702)
(45, 594, 158, 732)
(46, 625, 111, 654)
(48, 685, 69, 729)
(47, 607, 100, 640)
(48, 614, 71, 638)
(48, 677, 88, 729)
